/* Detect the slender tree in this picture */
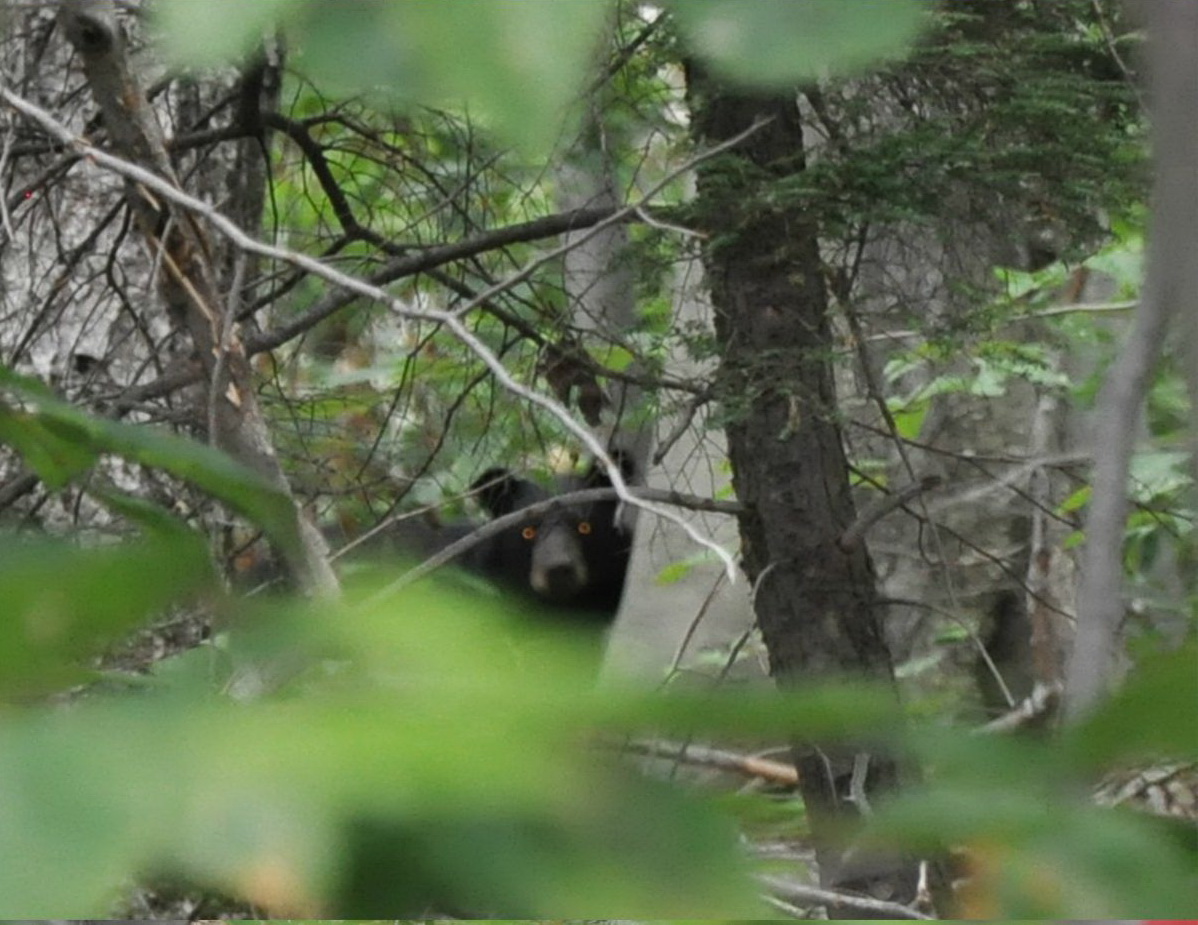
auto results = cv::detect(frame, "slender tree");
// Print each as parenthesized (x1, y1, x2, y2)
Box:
(687, 73, 919, 909)
(56, 0, 337, 595)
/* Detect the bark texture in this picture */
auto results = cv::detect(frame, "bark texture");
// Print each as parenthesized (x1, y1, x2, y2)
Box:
(689, 79, 920, 911)
(1066, 0, 1198, 719)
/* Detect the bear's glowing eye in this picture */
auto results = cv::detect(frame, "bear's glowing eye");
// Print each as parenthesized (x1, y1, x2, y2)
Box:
(521, 525, 537, 540)
(577, 521, 592, 535)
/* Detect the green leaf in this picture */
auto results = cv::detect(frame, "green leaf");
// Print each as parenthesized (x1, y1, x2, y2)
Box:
(336, 774, 760, 917)
(154, 0, 300, 65)
(879, 727, 1198, 916)
(0, 684, 770, 917)
(881, 771, 1198, 917)
(1129, 449, 1190, 500)
(1066, 642, 1198, 766)
(0, 367, 300, 559)
(156, 0, 616, 152)
(0, 405, 97, 487)
(0, 535, 215, 698)
(969, 359, 1007, 397)
(0, 574, 845, 916)
(671, 0, 927, 86)
(0, 709, 152, 916)
(602, 343, 637, 373)
(1058, 484, 1092, 514)
(94, 488, 206, 543)
(391, 1, 613, 150)
(655, 550, 717, 585)
(889, 400, 928, 441)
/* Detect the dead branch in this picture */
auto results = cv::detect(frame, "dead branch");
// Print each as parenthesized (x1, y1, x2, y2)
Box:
(621, 738, 799, 786)
(3, 81, 770, 580)
(838, 474, 942, 550)
(757, 873, 935, 920)
(54, 0, 337, 596)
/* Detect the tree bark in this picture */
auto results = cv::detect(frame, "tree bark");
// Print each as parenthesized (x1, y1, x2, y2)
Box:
(1066, 0, 1198, 720)
(688, 78, 920, 912)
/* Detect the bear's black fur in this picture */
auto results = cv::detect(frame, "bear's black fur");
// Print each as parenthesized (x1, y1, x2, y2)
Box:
(458, 452, 635, 627)
(242, 454, 636, 632)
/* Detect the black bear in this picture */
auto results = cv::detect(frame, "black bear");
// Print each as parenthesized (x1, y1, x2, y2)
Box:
(241, 454, 636, 633)
(452, 452, 635, 629)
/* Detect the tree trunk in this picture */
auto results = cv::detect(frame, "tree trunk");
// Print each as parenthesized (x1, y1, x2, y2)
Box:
(688, 78, 919, 912)
(58, 0, 336, 597)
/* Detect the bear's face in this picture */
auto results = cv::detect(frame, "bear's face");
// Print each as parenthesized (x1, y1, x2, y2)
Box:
(470, 456, 634, 621)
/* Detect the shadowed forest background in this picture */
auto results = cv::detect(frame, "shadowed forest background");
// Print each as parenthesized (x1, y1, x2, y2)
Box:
(0, 0, 1195, 919)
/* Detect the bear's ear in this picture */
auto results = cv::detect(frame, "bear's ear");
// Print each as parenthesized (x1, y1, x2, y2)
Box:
(471, 468, 519, 517)
(583, 449, 636, 488)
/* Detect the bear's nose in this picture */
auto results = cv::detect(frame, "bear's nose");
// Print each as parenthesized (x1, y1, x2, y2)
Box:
(542, 563, 584, 598)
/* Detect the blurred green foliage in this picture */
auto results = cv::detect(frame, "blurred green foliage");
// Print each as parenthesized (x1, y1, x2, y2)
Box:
(1, 0, 1193, 918)
(1, 365, 1193, 914)
(156, 0, 927, 151)
(884, 646, 1198, 916)
(0, 369, 891, 916)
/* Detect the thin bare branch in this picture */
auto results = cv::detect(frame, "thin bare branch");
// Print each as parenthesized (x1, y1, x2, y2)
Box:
(838, 475, 942, 551)
(757, 873, 935, 921)
(979, 681, 1062, 734)
(1, 85, 769, 582)
(620, 738, 799, 786)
